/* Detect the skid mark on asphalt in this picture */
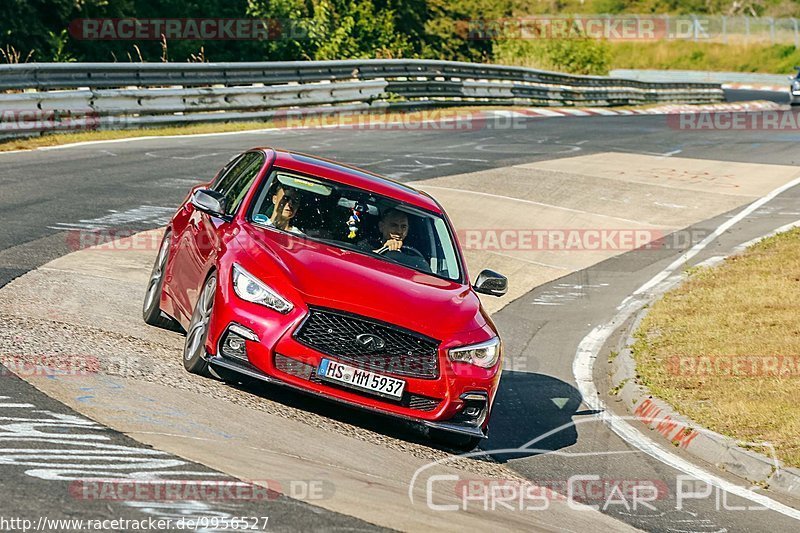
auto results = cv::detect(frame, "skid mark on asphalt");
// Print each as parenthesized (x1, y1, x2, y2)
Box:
(0, 395, 265, 532)
(145, 151, 223, 161)
(47, 206, 175, 232)
(531, 282, 611, 306)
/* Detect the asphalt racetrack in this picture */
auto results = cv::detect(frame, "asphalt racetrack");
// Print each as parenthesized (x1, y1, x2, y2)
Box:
(1, 91, 799, 531)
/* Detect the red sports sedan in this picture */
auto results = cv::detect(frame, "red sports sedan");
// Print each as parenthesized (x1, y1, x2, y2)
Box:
(143, 147, 507, 450)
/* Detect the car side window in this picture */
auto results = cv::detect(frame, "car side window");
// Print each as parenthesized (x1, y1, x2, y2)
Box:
(213, 152, 265, 215)
(212, 154, 245, 191)
(225, 154, 265, 215)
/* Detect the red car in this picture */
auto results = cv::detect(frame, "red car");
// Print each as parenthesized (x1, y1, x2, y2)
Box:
(143, 147, 507, 449)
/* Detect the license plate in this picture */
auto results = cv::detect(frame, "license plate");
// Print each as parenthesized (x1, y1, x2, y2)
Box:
(317, 359, 405, 400)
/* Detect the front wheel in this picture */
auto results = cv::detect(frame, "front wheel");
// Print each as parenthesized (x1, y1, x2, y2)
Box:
(183, 274, 217, 377)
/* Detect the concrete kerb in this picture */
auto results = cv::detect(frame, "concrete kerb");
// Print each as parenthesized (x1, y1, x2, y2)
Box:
(607, 242, 800, 501)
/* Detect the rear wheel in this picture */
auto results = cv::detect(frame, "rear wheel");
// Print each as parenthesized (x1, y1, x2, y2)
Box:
(143, 231, 182, 332)
(183, 274, 217, 377)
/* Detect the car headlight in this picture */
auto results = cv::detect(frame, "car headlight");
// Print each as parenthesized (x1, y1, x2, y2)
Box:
(232, 264, 293, 314)
(448, 337, 501, 368)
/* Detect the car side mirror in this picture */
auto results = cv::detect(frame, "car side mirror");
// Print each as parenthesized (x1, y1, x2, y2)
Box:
(473, 269, 508, 297)
(191, 189, 228, 220)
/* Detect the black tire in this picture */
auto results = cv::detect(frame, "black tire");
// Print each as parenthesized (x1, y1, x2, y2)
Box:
(183, 273, 217, 378)
(143, 231, 182, 332)
(428, 428, 483, 452)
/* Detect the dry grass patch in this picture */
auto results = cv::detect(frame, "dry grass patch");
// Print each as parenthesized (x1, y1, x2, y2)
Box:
(632, 227, 800, 467)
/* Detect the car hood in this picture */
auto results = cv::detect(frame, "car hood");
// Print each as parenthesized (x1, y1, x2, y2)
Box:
(236, 225, 486, 337)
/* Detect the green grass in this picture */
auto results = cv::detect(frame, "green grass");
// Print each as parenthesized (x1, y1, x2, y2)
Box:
(609, 41, 800, 73)
(496, 39, 800, 75)
(632, 228, 800, 468)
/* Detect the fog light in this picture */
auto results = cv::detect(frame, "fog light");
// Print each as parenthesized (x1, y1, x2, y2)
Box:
(221, 330, 249, 361)
(464, 406, 481, 417)
(453, 392, 488, 427)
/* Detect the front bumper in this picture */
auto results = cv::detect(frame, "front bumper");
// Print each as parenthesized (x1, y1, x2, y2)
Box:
(206, 349, 489, 438)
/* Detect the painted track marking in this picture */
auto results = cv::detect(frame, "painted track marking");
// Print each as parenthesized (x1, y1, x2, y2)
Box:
(572, 175, 800, 521)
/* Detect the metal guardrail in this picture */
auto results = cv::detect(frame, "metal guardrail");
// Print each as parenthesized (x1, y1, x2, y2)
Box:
(611, 69, 794, 86)
(0, 60, 724, 138)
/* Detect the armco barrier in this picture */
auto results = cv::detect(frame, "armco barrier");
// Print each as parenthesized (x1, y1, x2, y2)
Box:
(0, 59, 724, 138)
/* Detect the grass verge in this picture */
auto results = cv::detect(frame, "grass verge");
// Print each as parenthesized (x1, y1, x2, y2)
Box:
(497, 39, 800, 75)
(609, 41, 800, 74)
(632, 227, 800, 468)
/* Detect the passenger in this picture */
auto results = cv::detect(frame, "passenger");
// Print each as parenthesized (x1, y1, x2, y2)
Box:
(254, 185, 303, 234)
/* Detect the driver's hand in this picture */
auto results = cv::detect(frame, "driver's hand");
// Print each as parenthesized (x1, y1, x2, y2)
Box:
(384, 238, 403, 251)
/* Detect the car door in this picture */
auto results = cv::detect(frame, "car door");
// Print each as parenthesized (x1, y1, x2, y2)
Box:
(167, 153, 247, 321)
(182, 151, 266, 316)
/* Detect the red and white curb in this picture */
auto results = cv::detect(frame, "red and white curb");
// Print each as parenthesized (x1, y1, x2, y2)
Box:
(722, 83, 789, 92)
(592, 209, 800, 513)
(488, 100, 782, 120)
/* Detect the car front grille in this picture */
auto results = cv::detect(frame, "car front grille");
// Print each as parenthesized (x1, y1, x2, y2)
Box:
(293, 307, 440, 379)
(274, 353, 441, 412)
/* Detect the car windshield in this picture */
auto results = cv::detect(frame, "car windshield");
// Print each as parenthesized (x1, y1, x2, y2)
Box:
(247, 169, 462, 282)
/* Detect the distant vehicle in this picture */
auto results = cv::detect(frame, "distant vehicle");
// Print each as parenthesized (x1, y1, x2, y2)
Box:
(143, 147, 507, 450)
(791, 67, 800, 105)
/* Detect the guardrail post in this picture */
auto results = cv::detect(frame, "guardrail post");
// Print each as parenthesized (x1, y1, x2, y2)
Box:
(692, 14, 699, 42)
(745, 16, 750, 42)
(770, 18, 776, 44)
(793, 18, 799, 48)
(722, 16, 727, 44)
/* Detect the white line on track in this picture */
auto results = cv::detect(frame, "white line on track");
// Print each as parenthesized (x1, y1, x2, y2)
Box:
(419, 185, 665, 226)
(572, 175, 800, 521)
(481, 249, 570, 271)
(635, 175, 800, 296)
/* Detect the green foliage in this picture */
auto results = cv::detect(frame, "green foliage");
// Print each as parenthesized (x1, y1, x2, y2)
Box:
(545, 37, 612, 74)
(0, 0, 798, 71)
(47, 29, 76, 62)
(493, 35, 612, 75)
(247, 0, 413, 60)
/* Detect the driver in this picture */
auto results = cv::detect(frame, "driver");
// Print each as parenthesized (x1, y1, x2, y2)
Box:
(360, 208, 408, 253)
(359, 209, 431, 273)
(376, 208, 409, 252)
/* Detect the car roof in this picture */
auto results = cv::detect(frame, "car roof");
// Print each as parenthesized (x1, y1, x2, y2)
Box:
(255, 147, 443, 214)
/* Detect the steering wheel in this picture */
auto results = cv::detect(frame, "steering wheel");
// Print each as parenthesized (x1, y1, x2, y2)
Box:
(376, 244, 425, 259)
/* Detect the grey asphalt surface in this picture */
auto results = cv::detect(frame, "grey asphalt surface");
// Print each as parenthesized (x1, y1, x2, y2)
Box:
(0, 370, 389, 531)
(723, 88, 790, 104)
(1, 94, 800, 531)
